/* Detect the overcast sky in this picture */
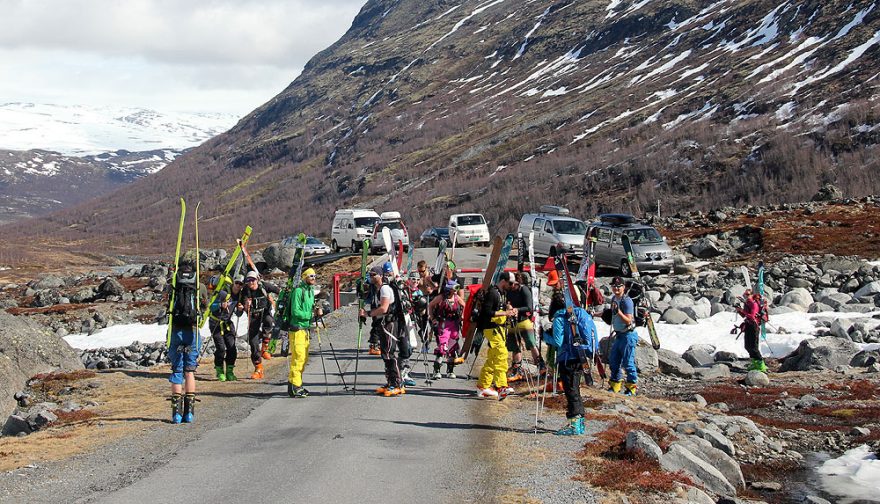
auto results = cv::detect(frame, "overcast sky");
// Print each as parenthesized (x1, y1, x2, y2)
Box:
(0, 0, 366, 116)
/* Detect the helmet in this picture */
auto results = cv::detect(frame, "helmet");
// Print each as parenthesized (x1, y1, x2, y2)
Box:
(382, 262, 393, 275)
(208, 275, 220, 289)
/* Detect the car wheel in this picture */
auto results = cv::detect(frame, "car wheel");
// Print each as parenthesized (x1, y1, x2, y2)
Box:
(331, 240, 339, 253)
(620, 260, 632, 277)
(549, 246, 557, 258)
(351, 240, 359, 252)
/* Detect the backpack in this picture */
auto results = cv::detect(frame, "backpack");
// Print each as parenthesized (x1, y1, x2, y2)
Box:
(172, 270, 199, 325)
(470, 285, 499, 325)
(387, 279, 411, 323)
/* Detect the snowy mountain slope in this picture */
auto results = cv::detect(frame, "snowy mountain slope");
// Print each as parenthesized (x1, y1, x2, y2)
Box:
(4, 0, 880, 252)
(0, 103, 238, 155)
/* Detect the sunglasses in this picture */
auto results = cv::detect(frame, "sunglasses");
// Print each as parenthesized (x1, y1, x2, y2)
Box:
(234, 281, 243, 285)
(307, 274, 316, 279)
(246, 278, 258, 283)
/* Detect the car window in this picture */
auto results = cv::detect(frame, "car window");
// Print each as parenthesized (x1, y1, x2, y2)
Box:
(553, 220, 586, 235)
(544, 221, 554, 233)
(596, 228, 612, 242)
(457, 215, 485, 226)
(612, 231, 622, 244)
(532, 218, 544, 231)
(355, 217, 379, 228)
(624, 228, 663, 244)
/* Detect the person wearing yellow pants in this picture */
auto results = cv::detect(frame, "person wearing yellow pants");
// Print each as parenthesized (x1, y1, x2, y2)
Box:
(476, 272, 519, 399)
(284, 268, 319, 398)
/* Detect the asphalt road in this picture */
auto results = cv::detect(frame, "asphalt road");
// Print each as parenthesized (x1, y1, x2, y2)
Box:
(100, 247, 503, 504)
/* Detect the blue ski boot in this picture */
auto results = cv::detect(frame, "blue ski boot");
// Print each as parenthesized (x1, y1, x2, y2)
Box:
(623, 382, 637, 397)
(170, 393, 183, 424)
(555, 416, 585, 436)
(182, 393, 196, 423)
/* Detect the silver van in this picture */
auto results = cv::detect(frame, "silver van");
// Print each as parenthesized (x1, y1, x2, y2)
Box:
(588, 214, 673, 276)
(517, 206, 586, 258)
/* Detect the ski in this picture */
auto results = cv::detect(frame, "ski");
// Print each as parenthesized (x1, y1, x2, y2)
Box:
(383, 227, 419, 349)
(405, 241, 415, 274)
(621, 234, 661, 350)
(166, 198, 186, 347)
(517, 233, 526, 273)
(576, 227, 598, 284)
(559, 252, 606, 382)
(757, 261, 767, 342)
(741, 265, 752, 292)
(462, 234, 515, 359)
(353, 238, 370, 393)
(200, 226, 252, 328)
(194, 202, 201, 329)
(275, 233, 308, 333)
(459, 235, 504, 357)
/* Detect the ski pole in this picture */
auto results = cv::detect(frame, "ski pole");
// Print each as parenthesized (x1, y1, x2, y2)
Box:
(318, 317, 349, 390)
(312, 322, 329, 395)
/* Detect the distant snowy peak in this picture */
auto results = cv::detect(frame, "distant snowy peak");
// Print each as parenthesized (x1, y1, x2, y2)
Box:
(0, 102, 240, 155)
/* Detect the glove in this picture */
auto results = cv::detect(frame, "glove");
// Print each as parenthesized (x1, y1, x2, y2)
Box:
(610, 302, 619, 313)
(359, 315, 367, 325)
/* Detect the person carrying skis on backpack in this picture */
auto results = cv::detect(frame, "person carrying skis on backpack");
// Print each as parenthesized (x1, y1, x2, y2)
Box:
(240, 270, 281, 379)
(284, 267, 320, 398)
(428, 280, 465, 379)
(607, 276, 638, 396)
(208, 274, 243, 382)
(476, 272, 519, 399)
(737, 289, 768, 372)
(506, 271, 546, 382)
(166, 259, 208, 424)
(360, 263, 407, 396)
(543, 291, 597, 435)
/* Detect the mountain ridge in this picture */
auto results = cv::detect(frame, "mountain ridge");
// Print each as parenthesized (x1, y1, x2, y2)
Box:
(3, 0, 879, 260)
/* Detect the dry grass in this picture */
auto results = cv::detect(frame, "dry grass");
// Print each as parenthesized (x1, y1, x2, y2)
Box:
(823, 380, 880, 401)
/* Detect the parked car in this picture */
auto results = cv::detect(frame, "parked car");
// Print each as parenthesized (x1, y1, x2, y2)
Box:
(303, 236, 331, 256)
(447, 213, 490, 246)
(587, 214, 673, 275)
(516, 205, 586, 258)
(370, 211, 410, 253)
(419, 227, 450, 248)
(331, 208, 380, 252)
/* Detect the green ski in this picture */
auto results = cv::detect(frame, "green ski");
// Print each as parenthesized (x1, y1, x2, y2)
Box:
(199, 226, 252, 328)
(166, 198, 186, 347)
(622, 234, 660, 350)
(353, 238, 370, 393)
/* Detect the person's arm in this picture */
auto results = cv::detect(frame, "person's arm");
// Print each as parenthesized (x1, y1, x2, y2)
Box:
(520, 287, 533, 316)
(369, 286, 392, 317)
(428, 295, 440, 320)
(614, 297, 634, 325)
(544, 314, 564, 348)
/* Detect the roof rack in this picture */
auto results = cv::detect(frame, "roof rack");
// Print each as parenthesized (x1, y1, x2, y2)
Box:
(538, 205, 570, 216)
(598, 213, 637, 225)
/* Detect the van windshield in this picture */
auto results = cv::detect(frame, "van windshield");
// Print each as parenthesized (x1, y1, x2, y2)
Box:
(355, 217, 379, 228)
(376, 220, 402, 231)
(456, 215, 485, 226)
(553, 220, 586, 235)
(624, 228, 663, 244)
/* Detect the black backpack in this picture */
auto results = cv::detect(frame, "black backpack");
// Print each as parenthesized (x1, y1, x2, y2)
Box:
(387, 279, 411, 322)
(172, 270, 199, 325)
(471, 285, 500, 325)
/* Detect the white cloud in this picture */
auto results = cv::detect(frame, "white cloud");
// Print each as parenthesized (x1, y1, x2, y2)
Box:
(0, 0, 366, 115)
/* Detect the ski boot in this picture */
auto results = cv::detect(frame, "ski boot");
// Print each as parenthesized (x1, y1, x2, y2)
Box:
(260, 340, 272, 360)
(749, 359, 768, 373)
(375, 384, 389, 395)
(183, 393, 197, 423)
(383, 386, 403, 397)
(215, 365, 226, 382)
(507, 363, 524, 383)
(453, 356, 465, 365)
(446, 364, 457, 379)
(537, 358, 548, 376)
(293, 387, 310, 398)
(225, 364, 237, 381)
(498, 386, 515, 400)
(477, 387, 499, 398)
(555, 416, 585, 436)
(368, 345, 381, 356)
(287, 382, 296, 398)
(623, 382, 637, 397)
(432, 362, 443, 380)
(607, 380, 623, 394)
(267, 338, 278, 355)
(402, 371, 416, 387)
(250, 363, 264, 380)
(170, 393, 183, 424)
(545, 380, 564, 393)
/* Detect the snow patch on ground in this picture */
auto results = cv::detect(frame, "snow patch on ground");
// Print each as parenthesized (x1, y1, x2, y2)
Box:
(64, 320, 249, 350)
(817, 445, 880, 504)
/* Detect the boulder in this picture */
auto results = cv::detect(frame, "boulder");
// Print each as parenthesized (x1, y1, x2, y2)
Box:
(658, 349, 695, 378)
(683, 298, 712, 320)
(695, 364, 731, 380)
(0, 311, 83, 419)
(851, 350, 880, 367)
(854, 281, 880, 300)
(780, 337, 860, 372)
(97, 277, 125, 297)
(634, 344, 659, 373)
(779, 288, 813, 311)
(710, 302, 728, 316)
(671, 293, 696, 309)
(661, 308, 697, 325)
(696, 427, 736, 456)
(69, 287, 97, 304)
(830, 319, 855, 339)
(31, 289, 61, 308)
(745, 370, 770, 386)
(676, 436, 746, 492)
(26, 409, 58, 431)
(683, 345, 715, 367)
(820, 292, 854, 309)
(689, 236, 725, 259)
(625, 430, 662, 461)
(837, 304, 876, 313)
(808, 302, 835, 313)
(812, 183, 843, 201)
(660, 444, 736, 496)
(31, 275, 65, 290)
(714, 351, 739, 362)
(262, 243, 298, 272)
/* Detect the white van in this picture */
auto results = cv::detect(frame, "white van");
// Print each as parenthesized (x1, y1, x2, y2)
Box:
(331, 208, 380, 252)
(516, 206, 586, 258)
(448, 213, 490, 246)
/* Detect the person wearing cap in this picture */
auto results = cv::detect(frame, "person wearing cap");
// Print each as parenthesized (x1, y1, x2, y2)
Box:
(240, 270, 281, 379)
(360, 263, 407, 396)
(428, 279, 465, 379)
(208, 274, 244, 382)
(475, 272, 519, 399)
(505, 271, 546, 382)
(607, 276, 638, 396)
(283, 267, 320, 398)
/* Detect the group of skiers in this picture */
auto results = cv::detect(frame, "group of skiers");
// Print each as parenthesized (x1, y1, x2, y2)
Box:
(164, 248, 769, 436)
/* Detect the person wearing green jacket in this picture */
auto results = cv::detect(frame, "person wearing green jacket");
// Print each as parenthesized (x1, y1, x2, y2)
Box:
(287, 268, 319, 398)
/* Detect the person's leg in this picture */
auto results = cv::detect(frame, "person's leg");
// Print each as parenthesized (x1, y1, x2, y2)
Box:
(621, 331, 639, 395)
(608, 333, 624, 392)
(488, 327, 509, 389)
(181, 327, 200, 422)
